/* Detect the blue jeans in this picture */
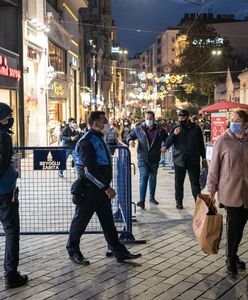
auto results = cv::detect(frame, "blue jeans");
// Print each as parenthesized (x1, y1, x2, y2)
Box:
(138, 160, 159, 202)
(59, 148, 77, 175)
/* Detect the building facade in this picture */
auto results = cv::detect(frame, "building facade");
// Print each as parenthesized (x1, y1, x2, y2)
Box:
(80, 0, 114, 117)
(238, 69, 248, 104)
(0, 0, 23, 146)
(22, 0, 87, 146)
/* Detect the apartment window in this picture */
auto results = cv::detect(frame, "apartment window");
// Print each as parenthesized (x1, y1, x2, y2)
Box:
(172, 48, 175, 53)
(92, 0, 98, 7)
(172, 37, 175, 43)
(92, 14, 98, 21)
(48, 40, 66, 73)
(27, 46, 38, 60)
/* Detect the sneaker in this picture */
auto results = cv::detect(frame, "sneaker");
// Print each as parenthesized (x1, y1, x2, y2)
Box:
(58, 172, 64, 178)
(226, 257, 238, 275)
(5, 272, 28, 289)
(150, 199, 159, 205)
(159, 160, 165, 165)
(69, 253, 90, 266)
(137, 201, 145, 209)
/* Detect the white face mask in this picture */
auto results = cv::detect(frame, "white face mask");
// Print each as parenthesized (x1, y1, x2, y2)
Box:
(145, 120, 154, 128)
(102, 123, 111, 134)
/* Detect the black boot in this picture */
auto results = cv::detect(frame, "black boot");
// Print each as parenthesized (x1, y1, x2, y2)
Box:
(5, 272, 28, 289)
(226, 257, 238, 275)
(235, 255, 246, 270)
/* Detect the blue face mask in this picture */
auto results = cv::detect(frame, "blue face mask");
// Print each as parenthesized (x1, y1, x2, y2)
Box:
(229, 122, 242, 134)
(145, 120, 153, 128)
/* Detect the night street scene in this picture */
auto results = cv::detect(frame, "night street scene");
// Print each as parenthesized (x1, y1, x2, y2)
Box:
(0, 0, 248, 299)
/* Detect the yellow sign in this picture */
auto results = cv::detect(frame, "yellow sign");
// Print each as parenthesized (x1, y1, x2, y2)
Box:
(53, 83, 65, 96)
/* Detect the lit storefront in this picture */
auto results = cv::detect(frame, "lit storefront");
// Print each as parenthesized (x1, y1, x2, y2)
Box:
(48, 39, 68, 144)
(0, 48, 21, 145)
(48, 80, 68, 144)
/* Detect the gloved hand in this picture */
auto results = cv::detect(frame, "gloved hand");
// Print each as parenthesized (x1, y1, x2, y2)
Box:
(202, 158, 208, 169)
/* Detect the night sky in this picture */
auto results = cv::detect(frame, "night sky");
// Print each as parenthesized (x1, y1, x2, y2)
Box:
(112, 0, 248, 56)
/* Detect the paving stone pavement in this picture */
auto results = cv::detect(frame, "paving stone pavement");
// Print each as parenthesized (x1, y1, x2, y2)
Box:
(1, 150, 248, 299)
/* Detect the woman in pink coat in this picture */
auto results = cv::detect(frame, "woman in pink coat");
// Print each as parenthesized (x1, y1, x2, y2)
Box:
(207, 109, 248, 276)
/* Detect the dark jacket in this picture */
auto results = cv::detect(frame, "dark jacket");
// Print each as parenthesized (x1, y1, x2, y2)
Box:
(126, 123, 168, 163)
(166, 121, 206, 167)
(75, 129, 112, 191)
(0, 126, 17, 194)
(60, 125, 80, 147)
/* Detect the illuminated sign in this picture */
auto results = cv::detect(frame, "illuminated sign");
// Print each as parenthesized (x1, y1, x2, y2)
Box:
(53, 82, 65, 96)
(111, 46, 120, 53)
(192, 37, 224, 46)
(0, 56, 21, 81)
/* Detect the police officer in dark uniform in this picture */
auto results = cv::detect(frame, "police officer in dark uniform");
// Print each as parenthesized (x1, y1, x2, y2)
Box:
(66, 111, 141, 265)
(166, 109, 207, 209)
(0, 103, 28, 288)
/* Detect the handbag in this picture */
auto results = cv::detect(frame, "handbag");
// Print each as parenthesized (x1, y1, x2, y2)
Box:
(71, 177, 86, 205)
(193, 194, 223, 254)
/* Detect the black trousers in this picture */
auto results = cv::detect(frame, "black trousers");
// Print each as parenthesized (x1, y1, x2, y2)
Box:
(226, 206, 248, 258)
(0, 190, 20, 279)
(66, 185, 127, 258)
(174, 161, 201, 205)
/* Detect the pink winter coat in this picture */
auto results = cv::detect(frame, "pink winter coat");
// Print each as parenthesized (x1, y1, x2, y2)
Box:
(207, 129, 248, 208)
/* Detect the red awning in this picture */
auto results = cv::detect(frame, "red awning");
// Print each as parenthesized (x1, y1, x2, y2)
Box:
(200, 101, 248, 114)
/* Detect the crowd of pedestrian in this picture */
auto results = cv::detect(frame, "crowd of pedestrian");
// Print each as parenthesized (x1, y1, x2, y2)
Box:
(1, 101, 248, 290)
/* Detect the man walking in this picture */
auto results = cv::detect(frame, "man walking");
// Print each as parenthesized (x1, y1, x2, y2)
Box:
(166, 109, 207, 209)
(0, 103, 28, 288)
(59, 117, 80, 177)
(66, 111, 141, 264)
(127, 111, 168, 209)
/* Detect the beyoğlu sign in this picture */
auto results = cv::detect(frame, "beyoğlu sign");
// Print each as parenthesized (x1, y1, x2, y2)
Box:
(0, 48, 21, 89)
(0, 55, 21, 81)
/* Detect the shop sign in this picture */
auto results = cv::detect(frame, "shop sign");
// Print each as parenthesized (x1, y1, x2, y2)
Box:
(211, 112, 226, 144)
(33, 149, 66, 171)
(0, 55, 21, 81)
(49, 80, 68, 98)
(53, 82, 65, 96)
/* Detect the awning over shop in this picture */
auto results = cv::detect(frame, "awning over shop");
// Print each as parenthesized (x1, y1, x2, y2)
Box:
(200, 101, 248, 114)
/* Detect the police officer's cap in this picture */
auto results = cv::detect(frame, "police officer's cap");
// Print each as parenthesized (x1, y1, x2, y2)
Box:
(177, 109, 189, 117)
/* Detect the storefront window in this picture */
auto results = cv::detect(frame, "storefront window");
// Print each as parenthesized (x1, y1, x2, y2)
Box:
(48, 40, 66, 74)
(0, 88, 18, 145)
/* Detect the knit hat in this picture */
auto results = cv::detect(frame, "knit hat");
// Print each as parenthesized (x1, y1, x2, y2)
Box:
(0, 102, 12, 120)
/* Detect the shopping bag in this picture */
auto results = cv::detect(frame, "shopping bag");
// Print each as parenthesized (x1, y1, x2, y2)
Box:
(192, 194, 223, 254)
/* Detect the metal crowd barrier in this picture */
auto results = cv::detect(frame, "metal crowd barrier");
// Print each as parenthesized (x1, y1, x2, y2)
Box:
(0, 146, 139, 242)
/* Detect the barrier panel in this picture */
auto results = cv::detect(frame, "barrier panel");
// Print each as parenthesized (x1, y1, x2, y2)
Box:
(0, 146, 136, 241)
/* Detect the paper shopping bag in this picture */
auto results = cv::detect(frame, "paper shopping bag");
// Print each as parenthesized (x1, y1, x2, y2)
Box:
(193, 194, 223, 254)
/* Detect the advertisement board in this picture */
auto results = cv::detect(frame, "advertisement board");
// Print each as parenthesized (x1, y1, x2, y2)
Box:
(211, 112, 226, 144)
